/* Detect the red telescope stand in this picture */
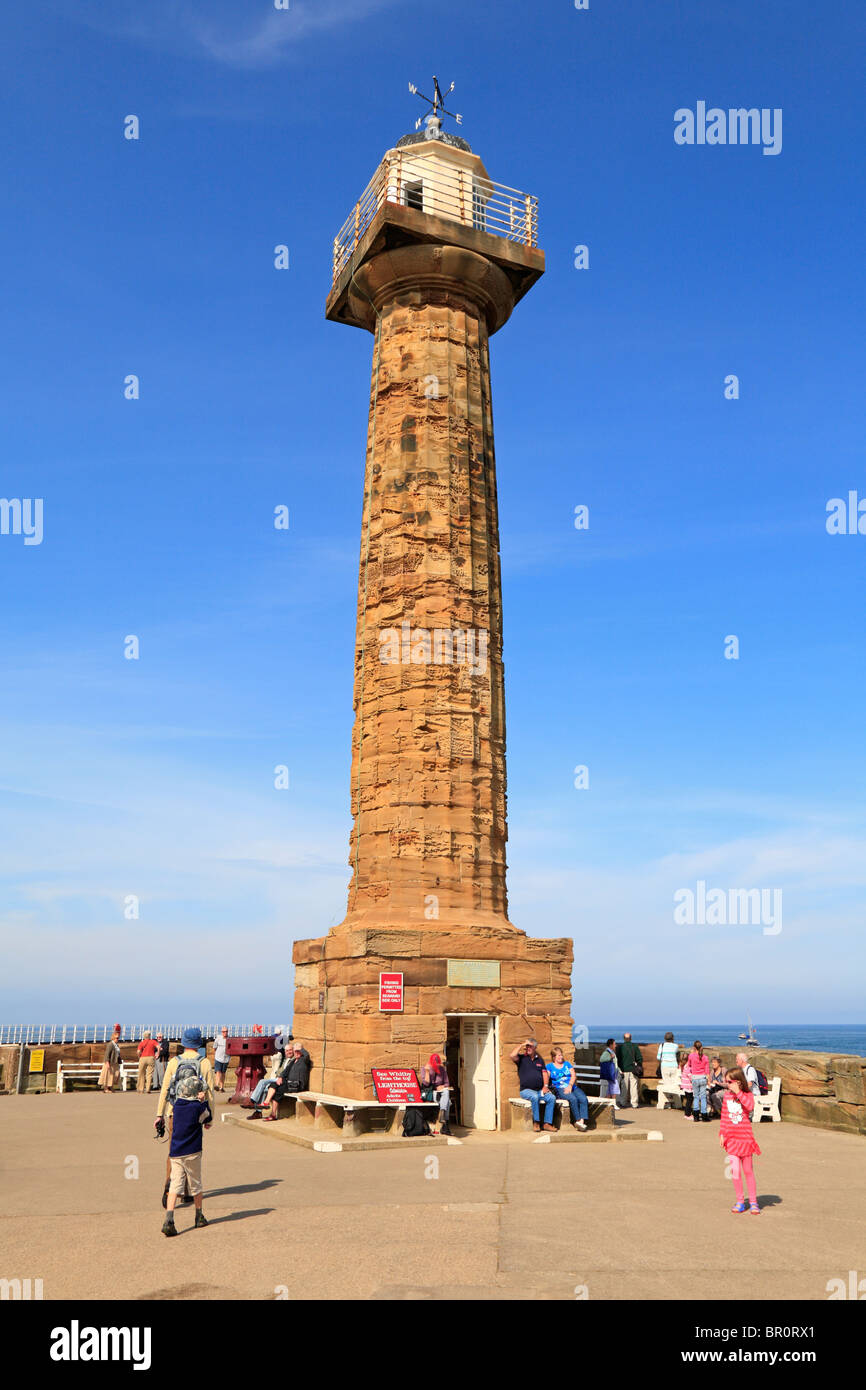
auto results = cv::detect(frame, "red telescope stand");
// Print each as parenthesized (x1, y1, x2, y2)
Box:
(226, 1034, 277, 1105)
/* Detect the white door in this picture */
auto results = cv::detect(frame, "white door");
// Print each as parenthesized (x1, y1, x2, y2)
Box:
(459, 1017, 497, 1130)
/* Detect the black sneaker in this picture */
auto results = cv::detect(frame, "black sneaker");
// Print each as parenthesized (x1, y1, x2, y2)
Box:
(194, 1211, 208, 1229)
(161, 1216, 177, 1237)
(161, 1185, 169, 1209)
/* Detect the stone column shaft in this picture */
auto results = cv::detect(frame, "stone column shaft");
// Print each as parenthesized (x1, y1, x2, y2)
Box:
(340, 245, 514, 931)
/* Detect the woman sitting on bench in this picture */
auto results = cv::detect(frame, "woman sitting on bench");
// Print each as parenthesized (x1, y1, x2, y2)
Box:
(547, 1047, 589, 1130)
(420, 1053, 453, 1136)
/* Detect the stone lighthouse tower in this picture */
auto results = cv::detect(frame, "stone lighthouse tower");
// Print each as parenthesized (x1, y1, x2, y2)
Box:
(291, 90, 574, 1128)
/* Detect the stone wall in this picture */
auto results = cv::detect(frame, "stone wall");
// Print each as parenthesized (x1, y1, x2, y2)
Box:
(573, 1040, 866, 1136)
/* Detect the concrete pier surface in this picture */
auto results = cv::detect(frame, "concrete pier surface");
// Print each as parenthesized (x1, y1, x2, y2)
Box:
(1, 1092, 863, 1301)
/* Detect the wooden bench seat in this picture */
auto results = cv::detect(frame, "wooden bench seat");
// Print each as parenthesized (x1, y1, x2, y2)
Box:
(275, 1090, 441, 1137)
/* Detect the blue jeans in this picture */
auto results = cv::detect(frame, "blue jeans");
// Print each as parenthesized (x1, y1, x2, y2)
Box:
(520, 1088, 555, 1123)
(251, 1077, 279, 1105)
(553, 1085, 588, 1123)
(691, 1074, 708, 1115)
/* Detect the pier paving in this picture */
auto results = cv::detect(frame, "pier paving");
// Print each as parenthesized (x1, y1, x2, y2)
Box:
(1, 1092, 863, 1301)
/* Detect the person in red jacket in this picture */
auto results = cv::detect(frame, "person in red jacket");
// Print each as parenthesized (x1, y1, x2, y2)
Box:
(719, 1067, 762, 1215)
(136, 1032, 158, 1092)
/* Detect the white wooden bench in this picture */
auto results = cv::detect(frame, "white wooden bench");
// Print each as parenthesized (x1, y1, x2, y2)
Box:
(754, 1076, 782, 1122)
(56, 1061, 138, 1092)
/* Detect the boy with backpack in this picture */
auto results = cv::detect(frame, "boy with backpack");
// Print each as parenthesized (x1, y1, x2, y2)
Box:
(154, 1028, 215, 1210)
(159, 1072, 212, 1236)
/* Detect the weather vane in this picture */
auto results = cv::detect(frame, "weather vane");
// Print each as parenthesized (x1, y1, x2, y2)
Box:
(408, 75, 462, 132)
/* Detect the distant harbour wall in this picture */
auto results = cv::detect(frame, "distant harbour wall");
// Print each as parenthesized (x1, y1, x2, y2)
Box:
(574, 1041, 865, 1137)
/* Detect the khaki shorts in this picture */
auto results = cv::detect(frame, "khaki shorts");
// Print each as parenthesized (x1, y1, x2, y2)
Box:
(169, 1152, 203, 1197)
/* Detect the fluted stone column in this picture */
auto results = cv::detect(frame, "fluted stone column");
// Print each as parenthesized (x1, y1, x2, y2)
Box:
(339, 244, 517, 932)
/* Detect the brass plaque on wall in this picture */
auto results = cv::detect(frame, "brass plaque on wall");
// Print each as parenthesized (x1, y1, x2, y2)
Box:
(447, 959, 501, 988)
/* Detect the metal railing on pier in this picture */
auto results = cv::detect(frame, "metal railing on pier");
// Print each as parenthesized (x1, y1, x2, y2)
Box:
(0, 1024, 287, 1046)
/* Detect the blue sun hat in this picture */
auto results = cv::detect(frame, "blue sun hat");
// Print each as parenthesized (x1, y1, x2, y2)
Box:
(181, 1027, 203, 1051)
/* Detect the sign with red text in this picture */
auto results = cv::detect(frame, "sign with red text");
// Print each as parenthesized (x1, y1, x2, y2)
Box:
(371, 1067, 422, 1104)
(378, 972, 404, 1012)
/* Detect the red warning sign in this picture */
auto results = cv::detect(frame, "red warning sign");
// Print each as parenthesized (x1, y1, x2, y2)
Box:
(379, 972, 404, 1012)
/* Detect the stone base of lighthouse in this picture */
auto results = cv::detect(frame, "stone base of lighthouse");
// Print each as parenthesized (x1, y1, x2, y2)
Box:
(291, 926, 574, 1131)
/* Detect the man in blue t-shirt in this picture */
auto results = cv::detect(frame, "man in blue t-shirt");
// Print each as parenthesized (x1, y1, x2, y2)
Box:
(510, 1038, 556, 1131)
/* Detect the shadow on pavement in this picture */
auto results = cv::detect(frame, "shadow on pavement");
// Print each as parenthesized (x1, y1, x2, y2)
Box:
(207, 1180, 283, 1197)
(174, 1207, 274, 1230)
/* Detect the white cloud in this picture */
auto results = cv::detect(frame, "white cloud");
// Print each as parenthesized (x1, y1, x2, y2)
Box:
(65, 0, 402, 69)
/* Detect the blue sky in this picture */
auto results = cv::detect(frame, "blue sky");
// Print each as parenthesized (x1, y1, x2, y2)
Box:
(1, 0, 864, 1026)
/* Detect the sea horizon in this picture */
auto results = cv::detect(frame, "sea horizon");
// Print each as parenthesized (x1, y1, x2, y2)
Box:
(587, 1024, 866, 1057)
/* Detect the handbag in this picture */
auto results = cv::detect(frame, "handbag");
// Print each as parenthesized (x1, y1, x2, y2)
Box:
(420, 1085, 435, 1103)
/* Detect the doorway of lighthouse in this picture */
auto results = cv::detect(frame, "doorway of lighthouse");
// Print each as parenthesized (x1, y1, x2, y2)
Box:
(449, 1014, 498, 1130)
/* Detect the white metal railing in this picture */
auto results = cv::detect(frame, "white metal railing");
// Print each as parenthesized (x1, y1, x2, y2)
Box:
(0, 1024, 287, 1046)
(332, 151, 539, 284)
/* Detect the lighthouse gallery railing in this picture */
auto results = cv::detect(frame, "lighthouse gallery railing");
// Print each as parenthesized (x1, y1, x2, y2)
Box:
(332, 153, 539, 284)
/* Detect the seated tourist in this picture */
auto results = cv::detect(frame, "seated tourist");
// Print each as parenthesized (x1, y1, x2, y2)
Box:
(547, 1046, 589, 1130)
(420, 1053, 453, 1135)
(510, 1038, 556, 1132)
(708, 1056, 725, 1115)
(261, 1043, 312, 1122)
(245, 1051, 291, 1113)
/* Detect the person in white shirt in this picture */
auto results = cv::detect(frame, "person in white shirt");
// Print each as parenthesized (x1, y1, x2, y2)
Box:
(657, 1032, 679, 1086)
(213, 1026, 230, 1092)
(736, 1051, 761, 1099)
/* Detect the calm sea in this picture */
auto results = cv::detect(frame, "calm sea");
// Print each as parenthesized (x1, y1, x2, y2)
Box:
(588, 1025, 866, 1057)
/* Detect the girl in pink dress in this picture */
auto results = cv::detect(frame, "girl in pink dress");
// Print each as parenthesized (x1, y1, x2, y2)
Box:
(719, 1067, 762, 1214)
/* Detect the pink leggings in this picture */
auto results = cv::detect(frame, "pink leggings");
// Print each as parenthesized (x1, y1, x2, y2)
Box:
(730, 1154, 757, 1205)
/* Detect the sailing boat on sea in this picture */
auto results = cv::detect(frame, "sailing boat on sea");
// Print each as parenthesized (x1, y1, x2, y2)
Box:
(737, 1013, 759, 1047)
